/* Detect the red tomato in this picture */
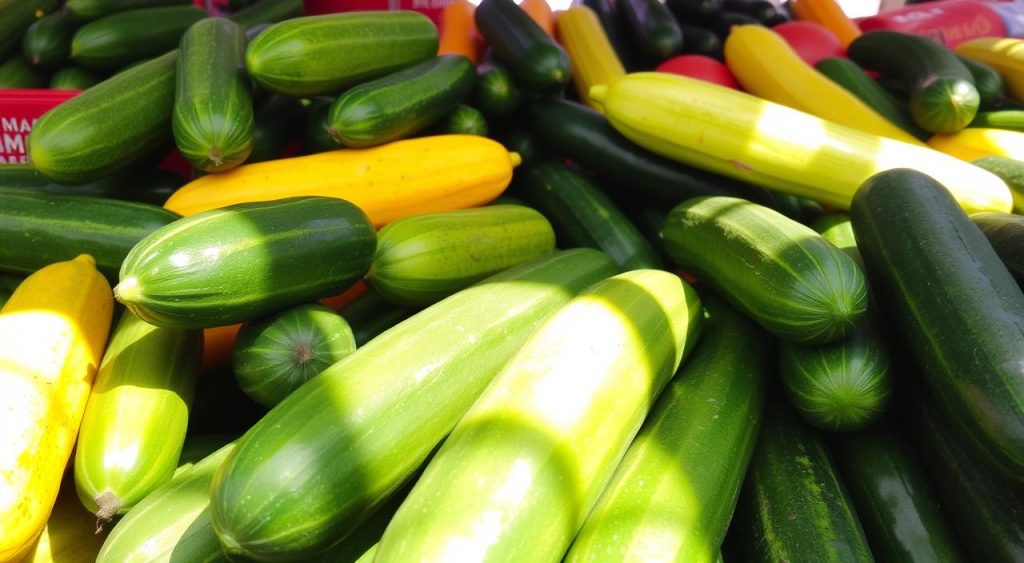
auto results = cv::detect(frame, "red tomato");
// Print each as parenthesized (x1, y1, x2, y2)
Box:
(771, 21, 846, 66)
(656, 55, 742, 90)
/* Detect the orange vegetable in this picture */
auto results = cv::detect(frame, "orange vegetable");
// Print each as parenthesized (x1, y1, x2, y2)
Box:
(519, 0, 555, 37)
(438, 0, 480, 63)
(789, 0, 861, 49)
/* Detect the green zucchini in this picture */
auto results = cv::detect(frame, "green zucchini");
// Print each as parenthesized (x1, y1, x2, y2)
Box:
(0, 188, 180, 282)
(731, 397, 873, 562)
(245, 11, 438, 97)
(618, 0, 684, 64)
(971, 155, 1024, 213)
(328, 54, 476, 148)
(475, 0, 571, 95)
(521, 161, 662, 271)
(208, 249, 617, 560)
(832, 420, 967, 562)
(368, 204, 556, 306)
(116, 196, 376, 329)
(0, 0, 59, 61)
(474, 64, 523, 119)
(22, 10, 73, 69)
(74, 310, 202, 518)
(956, 53, 1006, 109)
(28, 50, 177, 184)
(65, 0, 190, 21)
(233, 303, 357, 408)
(847, 30, 979, 133)
(49, 66, 102, 89)
(173, 18, 254, 172)
(375, 269, 703, 562)
(972, 211, 1024, 289)
(228, 0, 303, 30)
(1, 165, 184, 205)
(850, 168, 1024, 481)
(303, 96, 341, 154)
(0, 273, 24, 310)
(338, 289, 417, 347)
(248, 94, 306, 163)
(815, 57, 930, 141)
(565, 294, 769, 563)
(664, 196, 868, 344)
(434, 104, 488, 136)
(70, 6, 205, 70)
(0, 56, 47, 88)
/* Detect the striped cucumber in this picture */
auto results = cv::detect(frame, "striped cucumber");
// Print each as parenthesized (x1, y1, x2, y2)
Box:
(433, 104, 488, 136)
(972, 211, 1024, 289)
(473, 64, 522, 118)
(0, 0, 59, 61)
(22, 10, 74, 69)
(70, 6, 205, 70)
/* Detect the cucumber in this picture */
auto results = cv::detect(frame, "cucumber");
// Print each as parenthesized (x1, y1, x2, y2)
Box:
(970, 108, 1024, 131)
(0, 0, 59, 61)
(0, 273, 24, 310)
(971, 211, 1024, 289)
(812, 212, 859, 261)
(228, 0, 303, 30)
(618, 0, 684, 64)
(766, 192, 825, 225)
(65, 0, 191, 21)
(337, 289, 417, 347)
(475, 0, 571, 95)
(368, 204, 556, 305)
(208, 249, 617, 560)
(474, 64, 522, 119)
(815, 57, 930, 142)
(956, 53, 1007, 109)
(731, 397, 873, 562)
(173, 18, 254, 172)
(0, 56, 47, 88)
(28, 50, 177, 184)
(49, 66, 102, 89)
(176, 433, 237, 472)
(70, 6, 205, 70)
(565, 294, 770, 563)
(22, 10, 73, 68)
(245, 11, 438, 97)
(233, 303, 357, 408)
(74, 310, 201, 518)
(583, 0, 639, 71)
(521, 161, 663, 271)
(832, 420, 967, 562)
(666, 0, 723, 20)
(971, 155, 1024, 212)
(1, 165, 184, 205)
(434, 104, 488, 136)
(722, 0, 784, 24)
(328, 55, 477, 148)
(664, 196, 868, 344)
(680, 23, 723, 59)
(847, 30, 979, 133)
(303, 97, 341, 154)
(494, 122, 540, 167)
(0, 188, 180, 282)
(375, 270, 703, 562)
(248, 94, 306, 163)
(116, 196, 376, 329)
(850, 168, 1024, 481)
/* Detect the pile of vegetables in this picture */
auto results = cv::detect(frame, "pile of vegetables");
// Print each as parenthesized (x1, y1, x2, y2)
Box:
(1, 0, 1024, 561)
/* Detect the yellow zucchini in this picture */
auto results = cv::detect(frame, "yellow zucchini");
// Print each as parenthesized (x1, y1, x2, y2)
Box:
(589, 72, 1012, 214)
(163, 134, 520, 225)
(724, 25, 923, 145)
(957, 38, 1024, 103)
(556, 6, 625, 111)
(928, 128, 1024, 162)
(0, 255, 114, 561)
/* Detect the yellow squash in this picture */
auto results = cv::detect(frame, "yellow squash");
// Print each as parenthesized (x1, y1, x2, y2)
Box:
(957, 38, 1024, 102)
(0, 255, 113, 561)
(556, 6, 625, 111)
(724, 25, 923, 145)
(589, 72, 1012, 214)
(929, 127, 1024, 162)
(163, 134, 520, 225)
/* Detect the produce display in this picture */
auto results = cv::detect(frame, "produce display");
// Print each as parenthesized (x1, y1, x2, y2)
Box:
(3, 0, 1024, 561)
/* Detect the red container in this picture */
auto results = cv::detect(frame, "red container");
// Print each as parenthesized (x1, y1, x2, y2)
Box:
(856, 0, 1006, 48)
(304, 0, 452, 26)
(0, 89, 78, 165)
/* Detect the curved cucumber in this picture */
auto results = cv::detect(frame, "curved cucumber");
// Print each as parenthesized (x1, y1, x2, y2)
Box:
(475, 0, 571, 94)
(971, 211, 1024, 289)
(22, 10, 74, 68)
(49, 66, 102, 89)
(70, 6, 205, 70)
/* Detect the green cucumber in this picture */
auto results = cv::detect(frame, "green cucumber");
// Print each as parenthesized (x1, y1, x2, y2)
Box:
(0, 56, 47, 88)
(1, 165, 185, 205)
(65, 0, 191, 21)
(328, 54, 476, 148)
(664, 196, 868, 344)
(971, 211, 1024, 289)
(583, 0, 638, 70)
(49, 66, 102, 89)
(957, 53, 1006, 109)
(494, 123, 540, 167)
(619, 0, 684, 64)
(368, 204, 556, 305)
(248, 94, 306, 162)
(375, 269, 703, 562)
(521, 161, 662, 271)
(0, 0, 59, 61)
(435, 104, 488, 136)
(115, 196, 376, 329)
(847, 30, 979, 133)
(0, 188, 180, 282)
(228, 0, 303, 30)
(74, 310, 201, 518)
(338, 289, 417, 347)
(208, 249, 617, 560)
(22, 10, 73, 69)
(565, 294, 769, 563)
(832, 420, 967, 562)
(971, 155, 1024, 212)
(766, 192, 825, 225)
(70, 6, 205, 70)
(812, 212, 859, 261)
(303, 96, 341, 154)
(731, 397, 873, 562)
(177, 433, 237, 472)
(173, 18, 254, 172)
(815, 57, 930, 142)
(474, 63, 523, 119)
(28, 50, 177, 184)
(245, 11, 438, 97)
(0, 273, 24, 310)
(970, 108, 1024, 130)
(233, 303, 357, 408)
(475, 0, 571, 94)
(850, 168, 1024, 481)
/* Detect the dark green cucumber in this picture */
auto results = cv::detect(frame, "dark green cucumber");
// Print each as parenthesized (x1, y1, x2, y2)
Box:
(619, 0, 684, 64)
(115, 196, 376, 329)
(328, 54, 476, 148)
(732, 397, 873, 562)
(228, 0, 303, 30)
(435, 104, 488, 136)
(0, 0, 59, 61)
(971, 155, 1024, 212)
(49, 66, 102, 89)
(957, 53, 1006, 109)
(664, 196, 868, 344)
(832, 420, 967, 562)
(474, 64, 522, 119)
(850, 168, 1024, 481)
(1, 165, 184, 205)
(245, 11, 438, 97)
(0, 188, 180, 282)
(233, 303, 357, 408)
(0, 273, 24, 310)
(338, 289, 417, 347)
(65, 0, 190, 21)
(475, 0, 571, 95)
(815, 57, 930, 142)
(303, 96, 341, 154)
(0, 56, 47, 88)
(521, 161, 662, 271)
(528, 98, 770, 206)
(565, 294, 771, 563)
(680, 23, 723, 59)
(28, 50, 177, 184)
(208, 249, 617, 560)
(971, 211, 1024, 289)
(22, 10, 73, 68)
(368, 204, 556, 305)
(70, 6, 205, 70)
(847, 30, 979, 133)
(174, 18, 254, 172)
(248, 94, 306, 162)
